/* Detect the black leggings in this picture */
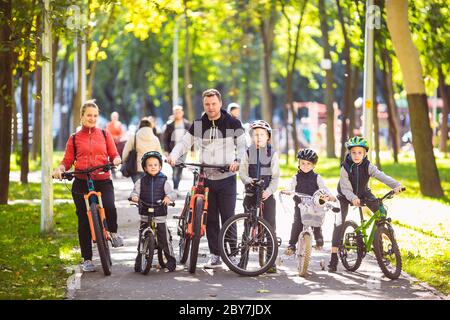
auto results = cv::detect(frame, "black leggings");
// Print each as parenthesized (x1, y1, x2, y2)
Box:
(72, 178, 118, 261)
(331, 192, 380, 247)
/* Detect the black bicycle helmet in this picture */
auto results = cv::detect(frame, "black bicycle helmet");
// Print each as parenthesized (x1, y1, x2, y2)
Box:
(297, 148, 318, 164)
(141, 151, 163, 170)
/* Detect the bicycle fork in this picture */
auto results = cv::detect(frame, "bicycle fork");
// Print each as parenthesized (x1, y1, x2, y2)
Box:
(84, 191, 110, 243)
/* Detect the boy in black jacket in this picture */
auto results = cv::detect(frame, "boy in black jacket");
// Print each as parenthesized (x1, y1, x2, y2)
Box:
(130, 151, 178, 271)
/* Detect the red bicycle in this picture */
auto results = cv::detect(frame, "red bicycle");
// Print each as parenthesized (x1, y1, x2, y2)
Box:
(173, 163, 228, 274)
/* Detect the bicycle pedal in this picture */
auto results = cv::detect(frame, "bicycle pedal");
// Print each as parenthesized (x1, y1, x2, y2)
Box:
(173, 215, 181, 219)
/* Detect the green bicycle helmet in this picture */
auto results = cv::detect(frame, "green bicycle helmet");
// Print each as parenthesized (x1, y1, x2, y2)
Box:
(345, 136, 369, 151)
(141, 151, 163, 170)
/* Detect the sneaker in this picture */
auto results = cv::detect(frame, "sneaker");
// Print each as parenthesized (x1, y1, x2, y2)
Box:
(110, 233, 124, 247)
(81, 260, 95, 272)
(284, 245, 296, 256)
(204, 254, 222, 268)
(328, 254, 338, 272)
(266, 266, 277, 274)
(229, 256, 239, 265)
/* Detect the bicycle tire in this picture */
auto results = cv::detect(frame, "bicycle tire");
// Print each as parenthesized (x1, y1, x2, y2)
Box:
(338, 220, 363, 272)
(141, 233, 155, 275)
(178, 193, 191, 264)
(91, 203, 112, 276)
(373, 224, 402, 279)
(219, 213, 278, 277)
(188, 197, 204, 274)
(297, 232, 311, 277)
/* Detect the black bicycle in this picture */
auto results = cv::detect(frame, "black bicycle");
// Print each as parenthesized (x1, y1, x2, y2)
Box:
(219, 175, 279, 276)
(129, 198, 175, 274)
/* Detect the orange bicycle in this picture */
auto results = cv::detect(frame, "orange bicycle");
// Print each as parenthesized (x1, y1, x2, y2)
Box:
(173, 162, 228, 274)
(55, 163, 115, 276)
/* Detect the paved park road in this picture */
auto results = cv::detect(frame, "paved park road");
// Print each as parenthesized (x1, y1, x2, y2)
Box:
(65, 165, 444, 300)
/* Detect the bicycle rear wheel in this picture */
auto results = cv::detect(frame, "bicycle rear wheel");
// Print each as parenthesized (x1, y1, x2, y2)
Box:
(188, 197, 203, 274)
(178, 193, 191, 264)
(219, 213, 278, 277)
(297, 232, 312, 277)
(373, 225, 402, 279)
(91, 203, 112, 276)
(338, 220, 363, 272)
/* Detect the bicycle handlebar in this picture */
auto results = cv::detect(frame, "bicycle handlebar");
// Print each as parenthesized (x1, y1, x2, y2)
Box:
(53, 163, 116, 181)
(279, 191, 340, 212)
(173, 162, 230, 172)
(127, 197, 175, 208)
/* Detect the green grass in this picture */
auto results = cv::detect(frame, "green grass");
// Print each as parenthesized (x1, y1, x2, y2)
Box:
(9, 151, 65, 172)
(280, 153, 450, 296)
(401, 249, 450, 295)
(0, 203, 80, 300)
(9, 182, 73, 201)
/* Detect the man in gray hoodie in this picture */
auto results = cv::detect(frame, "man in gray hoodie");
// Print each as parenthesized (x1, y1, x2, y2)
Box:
(167, 89, 246, 268)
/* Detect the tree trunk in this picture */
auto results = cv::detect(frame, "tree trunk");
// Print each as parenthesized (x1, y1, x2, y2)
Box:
(0, 0, 13, 204)
(58, 45, 71, 150)
(183, 0, 194, 121)
(259, 0, 276, 126)
(336, 0, 352, 161)
(438, 67, 449, 153)
(386, 0, 443, 197)
(71, 39, 82, 132)
(32, 15, 42, 161)
(319, 0, 336, 158)
(381, 48, 401, 162)
(349, 67, 359, 134)
(20, 69, 30, 183)
(373, 79, 381, 169)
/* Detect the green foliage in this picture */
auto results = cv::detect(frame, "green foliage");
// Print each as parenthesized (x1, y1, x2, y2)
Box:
(9, 182, 72, 201)
(0, 203, 80, 299)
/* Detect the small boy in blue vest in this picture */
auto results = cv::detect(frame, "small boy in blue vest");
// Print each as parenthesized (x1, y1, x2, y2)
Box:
(328, 137, 403, 272)
(284, 149, 336, 256)
(239, 120, 280, 273)
(130, 151, 177, 271)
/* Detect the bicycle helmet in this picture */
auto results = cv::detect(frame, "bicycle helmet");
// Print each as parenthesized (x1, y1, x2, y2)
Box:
(250, 120, 272, 137)
(141, 151, 163, 170)
(297, 148, 318, 164)
(345, 136, 369, 151)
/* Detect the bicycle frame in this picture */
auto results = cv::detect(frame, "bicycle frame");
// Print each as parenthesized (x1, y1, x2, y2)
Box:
(351, 193, 394, 252)
(187, 167, 209, 238)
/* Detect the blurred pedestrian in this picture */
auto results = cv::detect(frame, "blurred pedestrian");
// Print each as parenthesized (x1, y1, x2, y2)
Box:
(122, 117, 163, 183)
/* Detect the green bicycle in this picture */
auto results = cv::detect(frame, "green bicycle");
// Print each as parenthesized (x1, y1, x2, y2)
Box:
(338, 187, 406, 279)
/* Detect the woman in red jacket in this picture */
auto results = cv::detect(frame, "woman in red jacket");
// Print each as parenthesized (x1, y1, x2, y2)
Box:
(53, 100, 123, 272)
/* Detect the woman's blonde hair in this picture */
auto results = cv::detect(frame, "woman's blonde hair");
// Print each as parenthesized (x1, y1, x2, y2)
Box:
(80, 99, 100, 118)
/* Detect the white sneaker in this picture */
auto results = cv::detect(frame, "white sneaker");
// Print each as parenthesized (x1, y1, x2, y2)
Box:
(81, 260, 95, 272)
(110, 233, 124, 247)
(204, 254, 222, 268)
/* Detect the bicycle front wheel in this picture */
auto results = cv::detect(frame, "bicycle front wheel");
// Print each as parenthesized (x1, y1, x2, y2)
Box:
(140, 233, 155, 275)
(338, 220, 363, 272)
(297, 232, 312, 277)
(219, 213, 278, 277)
(91, 203, 112, 276)
(188, 197, 204, 274)
(178, 193, 191, 264)
(373, 225, 402, 279)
